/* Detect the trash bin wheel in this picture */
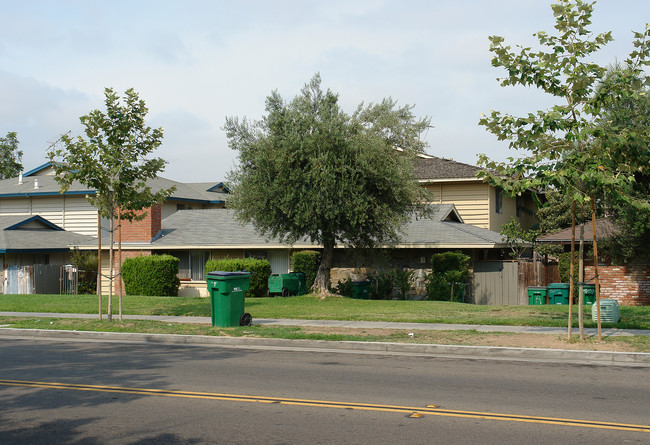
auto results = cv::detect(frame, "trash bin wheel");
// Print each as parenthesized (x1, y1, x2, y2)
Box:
(240, 312, 252, 326)
(281, 287, 289, 297)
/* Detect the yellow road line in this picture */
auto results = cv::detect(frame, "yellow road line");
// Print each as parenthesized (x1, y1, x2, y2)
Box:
(1, 379, 648, 433)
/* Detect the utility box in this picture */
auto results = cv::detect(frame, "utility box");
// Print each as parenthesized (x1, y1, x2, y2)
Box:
(268, 272, 307, 296)
(592, 298, 621, 323)
(206, 271, 252, 327)
(527, 286, 547, 305)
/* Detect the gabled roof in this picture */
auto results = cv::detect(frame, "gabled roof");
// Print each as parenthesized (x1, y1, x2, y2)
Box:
(0, 167, 228, 204)
(151, 209, 314, 249)
(396, 205, 506, 248)
(0, 215, 94, 253)
(88, 204, 505, 250)
(414, 156, 484, 181)
(537, 219, 618, 243)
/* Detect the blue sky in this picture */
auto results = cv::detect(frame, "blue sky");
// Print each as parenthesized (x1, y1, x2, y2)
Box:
(1, 0, 647, 182)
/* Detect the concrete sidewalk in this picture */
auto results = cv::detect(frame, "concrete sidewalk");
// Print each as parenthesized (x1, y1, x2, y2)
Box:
(2, 311, 650, 366)
(2, 311, 649, 337)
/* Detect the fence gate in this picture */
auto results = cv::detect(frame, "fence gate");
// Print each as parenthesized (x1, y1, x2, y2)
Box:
(473, 261, 520, 305)
(3, 265, 78, 295)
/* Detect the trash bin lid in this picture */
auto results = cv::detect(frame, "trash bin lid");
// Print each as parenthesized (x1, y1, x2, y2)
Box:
(547, 283, 570, 289)
(206, 271, 251, 277)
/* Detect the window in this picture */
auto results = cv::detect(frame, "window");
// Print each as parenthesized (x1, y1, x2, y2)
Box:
(516, 195, 522, 217)
(172, 250, 207, 281)
(495, 188, 503, 214)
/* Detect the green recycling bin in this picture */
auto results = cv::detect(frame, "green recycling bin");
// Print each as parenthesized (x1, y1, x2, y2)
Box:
(547, 283, 570, 305)
(206, 271, 252, 327)
(527, 286, 547, 305)
(583, 284, 596, 305)
(351, 280, 371, 299)
(268, 272, 307, 296)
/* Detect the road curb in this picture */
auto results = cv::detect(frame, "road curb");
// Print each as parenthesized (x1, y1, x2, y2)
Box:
(2, 328, 649, 366)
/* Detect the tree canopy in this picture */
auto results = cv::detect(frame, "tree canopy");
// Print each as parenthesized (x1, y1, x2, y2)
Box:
(0, 131, 23, 179)
(225, 74, 431, 294)
(476, 0, 649, 340)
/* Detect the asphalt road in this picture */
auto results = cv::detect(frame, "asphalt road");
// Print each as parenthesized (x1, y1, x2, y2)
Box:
(1, 336, 649, 444)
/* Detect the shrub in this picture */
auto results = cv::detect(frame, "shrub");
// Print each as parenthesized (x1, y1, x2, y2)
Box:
(70, 250, 97, 294)
(204, 258, 271, 297)
(333, 277, 353, 297)
(121, 254, 180, 297)
(368, 268, 415, 300)
(292, 250, 321, 291)
(426, 251, 470, 302)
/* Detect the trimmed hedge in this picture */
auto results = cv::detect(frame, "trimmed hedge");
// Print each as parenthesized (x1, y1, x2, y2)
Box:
(426, 251, 470, 302)
(204, 258, 271, 297)
(292, 250, 321, 291)
(121, 254, 180, 297)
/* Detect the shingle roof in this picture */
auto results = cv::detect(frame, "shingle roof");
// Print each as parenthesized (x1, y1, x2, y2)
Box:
(0, 172, 227, 203)
(144, 205, 507, 249)
(537, 219, 618, 243)
(151, 209, 314, 248)
(413, 156, 484, 180)
(0, 215, 95, 252)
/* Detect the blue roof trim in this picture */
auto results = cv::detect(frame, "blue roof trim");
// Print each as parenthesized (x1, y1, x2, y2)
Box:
(0, 248, 70, 253)
(206, 182, 231, 193)
(168, 197, 226, 204)
(5, 215, 64, 231)
(23, 162, 54, 177)
(0, 190, 96, 198)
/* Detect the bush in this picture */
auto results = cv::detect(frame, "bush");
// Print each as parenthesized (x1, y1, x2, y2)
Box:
(426, 251, 470, 302)
(333, 277, 354, 297)
(204, 258, 271, 297)
(121, 254, 180, 297)
(70, 250, 97, 294)
(367, 269, 415, 300)
(292, 250, 321, 291)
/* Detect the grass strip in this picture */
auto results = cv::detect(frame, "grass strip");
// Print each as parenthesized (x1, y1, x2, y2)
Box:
(1, 294, 648, 330)
(1, 316, 648, 353)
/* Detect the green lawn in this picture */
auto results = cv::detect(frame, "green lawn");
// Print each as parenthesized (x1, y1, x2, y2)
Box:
(1, 293, 648, 330)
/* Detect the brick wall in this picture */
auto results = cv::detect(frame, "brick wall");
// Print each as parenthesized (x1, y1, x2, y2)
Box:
(585, 264, 650, 306)
(119, 204, 162, 242)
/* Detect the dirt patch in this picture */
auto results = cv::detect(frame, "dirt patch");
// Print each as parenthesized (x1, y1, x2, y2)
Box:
(298, 326, 641, 352)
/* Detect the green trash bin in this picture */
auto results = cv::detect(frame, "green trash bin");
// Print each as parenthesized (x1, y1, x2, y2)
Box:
(527, 286, 547, 305)
(351, 280, 371, 299)
(206, 271, 252, 327)
(268, 272, 307, 296)
(583, 284, 596, 305)
(547, 283, 570, 305)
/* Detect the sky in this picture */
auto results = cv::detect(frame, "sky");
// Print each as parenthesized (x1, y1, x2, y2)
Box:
(1, 0, 648, 183)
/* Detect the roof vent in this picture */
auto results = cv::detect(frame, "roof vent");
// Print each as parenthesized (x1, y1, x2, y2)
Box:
(34, 178, 40, 189)
(18, 173, 23, 185)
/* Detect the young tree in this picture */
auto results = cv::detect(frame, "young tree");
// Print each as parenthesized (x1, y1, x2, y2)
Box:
(49, 88, 175, 320)
(225, 74, 431, 296)
(499, 217, 538, 260)
(0, 131, 23, 179)
(477, 0, 650, 340)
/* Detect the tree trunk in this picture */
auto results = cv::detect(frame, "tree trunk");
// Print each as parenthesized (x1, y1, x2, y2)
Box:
(313, 238, 335, 297)
(591, 197, 601, 341)
(568, 201, 576, 340)
(118, 212, 122, 322)
(578, 220, 585, 342)
(108, 208, 114, 322)
(97, 211, 102, 321)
